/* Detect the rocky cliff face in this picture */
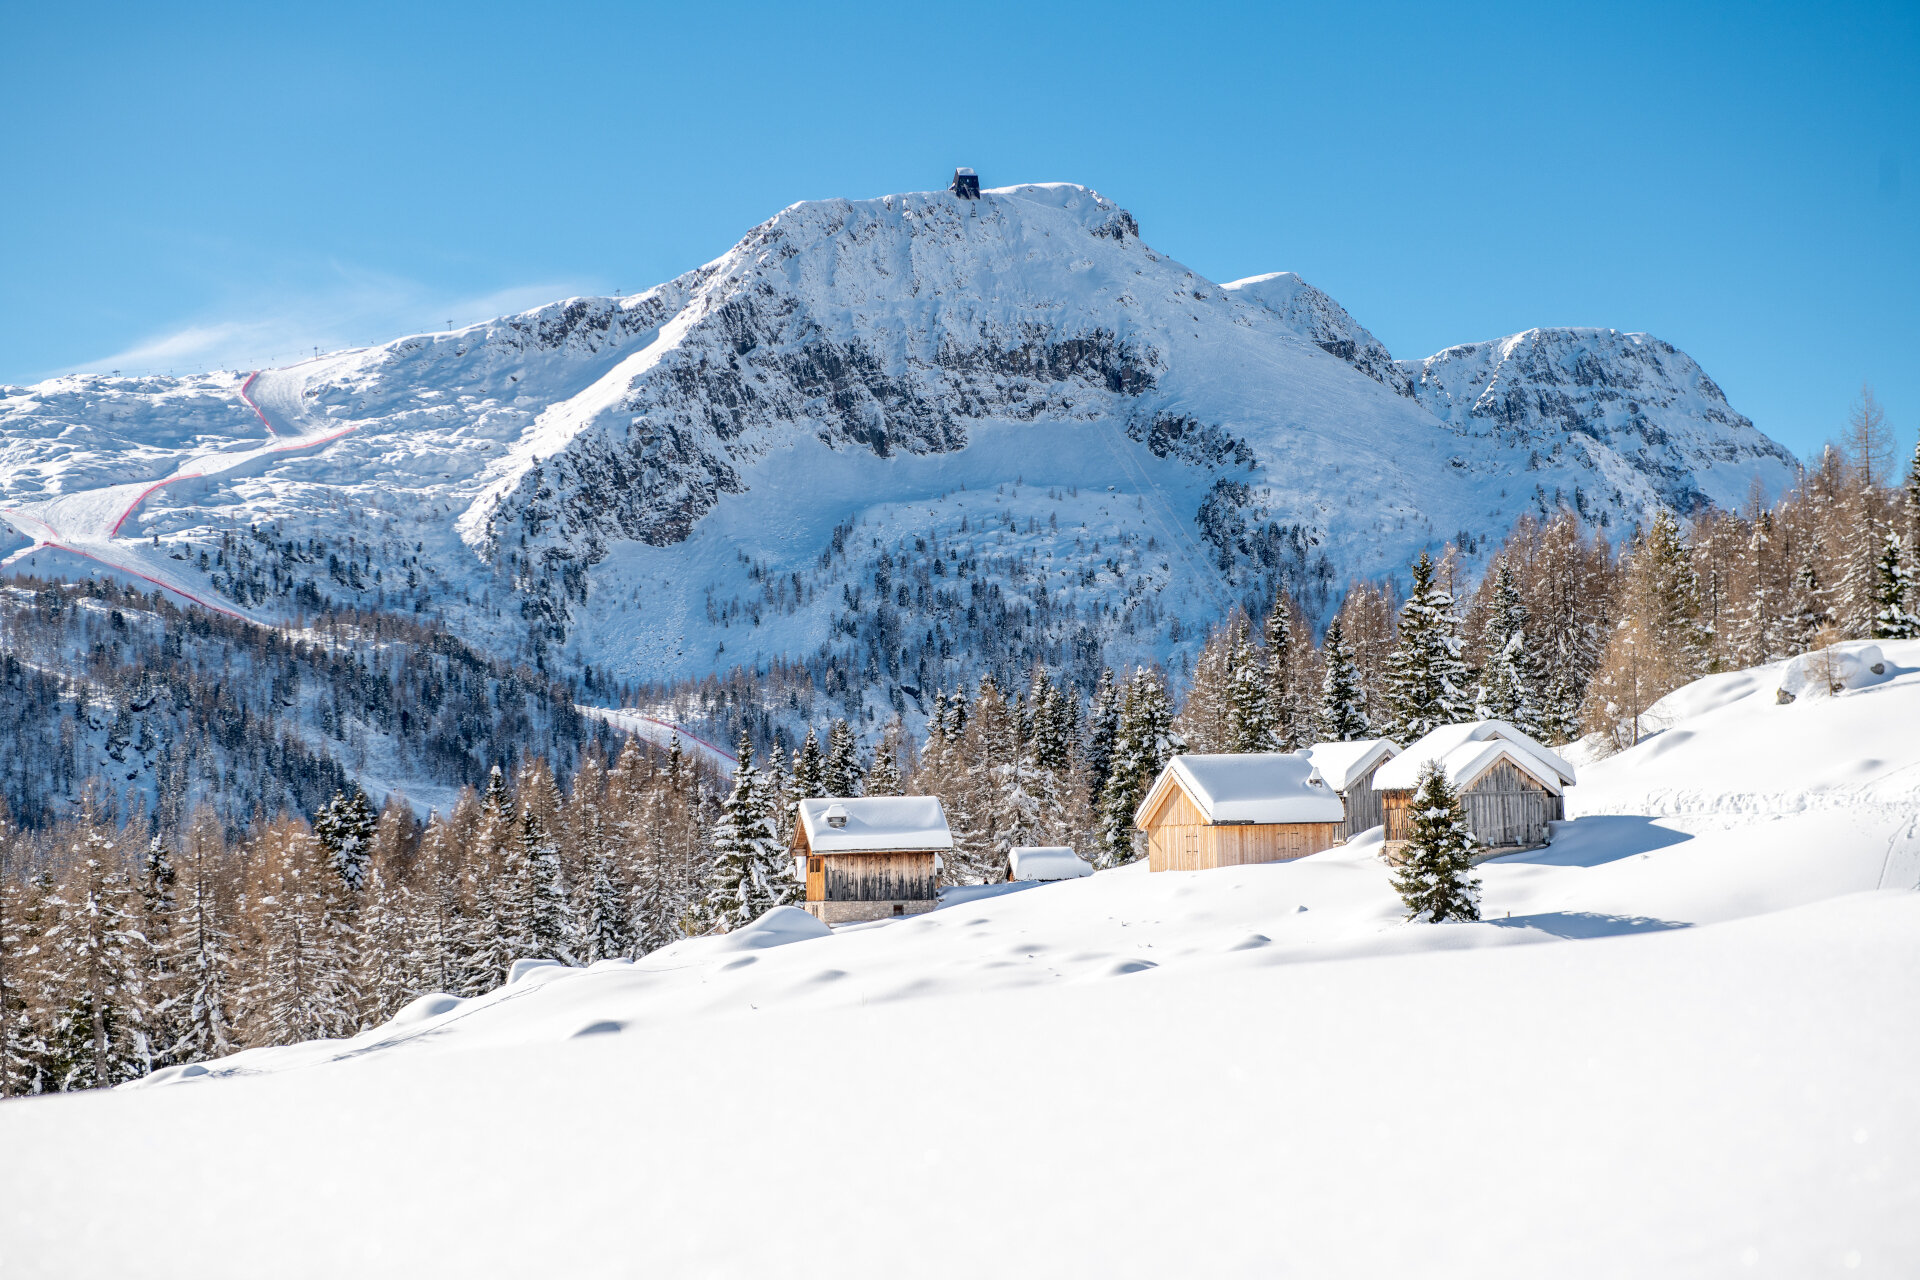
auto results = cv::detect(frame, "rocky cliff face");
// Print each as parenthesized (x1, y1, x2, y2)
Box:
(0, 181, 1801, 691)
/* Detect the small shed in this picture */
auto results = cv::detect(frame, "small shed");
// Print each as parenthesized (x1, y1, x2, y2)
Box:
(949, 167, 981, 199)
(1298, 738, 1402, 840)
(1134, 753, 1345, 872)
(1372, 721, 1576, 856)
(792, 797, 952, 924)
(1009, 846, 1093, 882)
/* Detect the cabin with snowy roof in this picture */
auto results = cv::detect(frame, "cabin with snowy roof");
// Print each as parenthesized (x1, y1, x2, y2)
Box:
(949, 167, 980, 199)
(1299, 738, 1402, 840)
(1134, 753, 1346, 872)
(1372, 721, 1577, 856)
(791, 797, 952, 924)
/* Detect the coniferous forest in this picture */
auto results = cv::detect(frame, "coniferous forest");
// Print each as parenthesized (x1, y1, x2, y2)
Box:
(3, 412, 1917, 1096)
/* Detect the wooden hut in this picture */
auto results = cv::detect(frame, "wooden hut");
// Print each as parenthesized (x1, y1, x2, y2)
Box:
(791, 797, 952, 924)
(1298, 738, 1402, 840)
(1134, 754, 1345, 872)
(1372, 721, 1577, 857)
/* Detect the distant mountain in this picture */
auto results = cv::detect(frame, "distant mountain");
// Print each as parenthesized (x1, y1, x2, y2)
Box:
(1, 182, 1798, 703)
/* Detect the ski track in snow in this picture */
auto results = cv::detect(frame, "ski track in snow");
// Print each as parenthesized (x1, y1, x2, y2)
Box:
(0, 360, 360, 619)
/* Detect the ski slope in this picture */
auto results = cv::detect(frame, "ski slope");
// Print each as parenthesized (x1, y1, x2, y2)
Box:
(3, 645, 1916, 1277)
(0, 357, 360, 617)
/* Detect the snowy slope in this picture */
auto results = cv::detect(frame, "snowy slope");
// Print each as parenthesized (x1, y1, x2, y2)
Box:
(3, 647, 1915, 1278)
(0, 183, 1799, 695)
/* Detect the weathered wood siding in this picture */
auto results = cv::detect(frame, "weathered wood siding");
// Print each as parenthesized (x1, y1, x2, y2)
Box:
(816, 852, 937, 903)
(1460, 761, 1558, 849)
(1141, 780, 1339, 871)
(1338, 761, 1388, 840)
(1380, 761, 1561, 850)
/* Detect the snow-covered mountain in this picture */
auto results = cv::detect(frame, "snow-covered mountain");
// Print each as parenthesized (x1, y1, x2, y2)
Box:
(0, 182, 1798, 697)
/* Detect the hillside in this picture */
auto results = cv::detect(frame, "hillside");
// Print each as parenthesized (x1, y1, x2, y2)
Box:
(1, 183, 1798, 705)
(2, 644, 1913, 1278)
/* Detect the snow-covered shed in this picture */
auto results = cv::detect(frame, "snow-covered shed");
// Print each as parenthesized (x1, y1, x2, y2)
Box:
(1299, 738, 1402, 840)
(1133, 753, 1346, 872)
(1009, 846, 1094, 882)
(791, 797, 953, 925)
(1372, 721, 1576, 854)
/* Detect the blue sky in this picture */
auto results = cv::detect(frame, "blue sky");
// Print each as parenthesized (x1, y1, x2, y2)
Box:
(2, 0, 1915, 458)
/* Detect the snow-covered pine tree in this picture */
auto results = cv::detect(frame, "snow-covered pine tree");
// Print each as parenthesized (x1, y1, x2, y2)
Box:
(823, 719, 863, 798)
(1383, 551, 1472, 742)
(1391, 761, 1481, 923)
(137, 830, 184, 1071)
(1905, 437, 1920, 545)
(1314, 619, 1372, 742)
(0, 812, 43, 1095)
(699, 735, 793, 933)
(577, 846, 632, 964)
(1225, 621, 1277, 752)
(791, 728, 825, 803)
(1174, 624, 1238, 753)
(1472, 558, 1544, 737)
(1097, 668, 1182, 865)
(1262, 588, 1303, 749)
(312, 786, 376, 893)
(1084, 669, 1121, 803)
(1871, 529, 1919, 640)
(863, 736, 904, 796)
(762, 742, 793, 845)
(510, 795, 575, 965)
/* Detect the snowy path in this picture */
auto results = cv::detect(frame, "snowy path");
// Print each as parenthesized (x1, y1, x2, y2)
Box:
(577, 705, 738, 770)
(0, 358, 359, 617)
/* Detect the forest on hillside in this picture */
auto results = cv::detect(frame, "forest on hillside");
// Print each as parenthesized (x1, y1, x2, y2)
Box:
(2, 399, 1916, 1097)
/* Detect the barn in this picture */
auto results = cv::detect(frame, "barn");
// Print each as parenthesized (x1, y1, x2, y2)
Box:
(1372, 721, 1577, 856)
(1134, 753, 1346, 872)
(1298, 737, 1402, 840)
(791, 797, 952, 924)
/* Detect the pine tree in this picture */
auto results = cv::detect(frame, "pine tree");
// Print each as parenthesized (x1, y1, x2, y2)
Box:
(1871, 530, 1920, 640)
(864, 737, 904, 796)
(1314, 619, 1372, 742)
(1383, 551, 1472, 742)
(1905, 437, 1920, 546)
(1391, 761, 1480, 923)
(577, 846, 632, 963)
(1262, 588, 1303, 749)
(699, 735, 794, 933)
(1225, 622, 1277, 752)
(510, 797, 574, 965)
(1084, 669, 1120, 801)
(172, 807, 236, 1063)
(823, 720, 863, 798)
(137, 830, 185, 1070)
(1097, 669, 1182, 865)
(791, 728, 825, 802)
(1472, 558, 1544, 737)
(312, 786, 376, 893)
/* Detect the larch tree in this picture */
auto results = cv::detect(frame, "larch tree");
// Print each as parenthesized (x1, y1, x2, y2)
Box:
(1391, 761, 1481, 924)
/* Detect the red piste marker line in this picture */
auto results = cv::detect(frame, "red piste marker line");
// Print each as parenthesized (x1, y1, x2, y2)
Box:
(32, 543, 247, 619)
(238, 371, 277, 436)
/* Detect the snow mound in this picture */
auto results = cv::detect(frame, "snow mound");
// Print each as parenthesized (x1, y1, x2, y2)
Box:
(1009, 846, 1093, 881)
(1775, 641, 1891, 701)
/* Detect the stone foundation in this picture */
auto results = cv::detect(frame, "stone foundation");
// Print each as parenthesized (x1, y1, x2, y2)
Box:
(802, 899, 936, 925)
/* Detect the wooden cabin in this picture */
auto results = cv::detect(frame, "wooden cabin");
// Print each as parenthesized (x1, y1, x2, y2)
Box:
(1298, 738, 1402, 840)
(950, 167, 981, 199)
(1134, 753, 1345, 872)
(791, 797, 952, 924)
(1372, 721, 1578, 858)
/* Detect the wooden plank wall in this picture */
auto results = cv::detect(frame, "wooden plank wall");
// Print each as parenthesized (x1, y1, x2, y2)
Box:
(1144, 786, 1211, 872)
(1142, 780, 1340, 870)
(1213, 822, 1340, 866)
(1461, 761, 1557, 849)
(817, 852, 937, 903)
(1339, 764, 1387, 839)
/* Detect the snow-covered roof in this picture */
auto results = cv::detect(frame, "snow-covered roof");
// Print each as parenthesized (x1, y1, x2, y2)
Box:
(1373, 721, 1574, 795)
(1138, 753, 1345, 827)
(1009, 846, 1093, 882)
(795, 796, 953, 854)
(954, 167, 976, 176)
(1299, 739, 1402, 792)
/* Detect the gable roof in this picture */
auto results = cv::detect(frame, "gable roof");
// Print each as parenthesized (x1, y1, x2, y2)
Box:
(1137, 753, 1345, 828)
(1299, 738, 1402, 792)
(1373, 721, 1574, 795)
(794, 796, 954, 854)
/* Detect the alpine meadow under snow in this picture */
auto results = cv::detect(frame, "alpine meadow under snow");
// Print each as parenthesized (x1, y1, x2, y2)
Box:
(1, 173, 1918, 1278)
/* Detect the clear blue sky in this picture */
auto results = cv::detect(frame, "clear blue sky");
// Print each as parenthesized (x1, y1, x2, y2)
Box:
(3, 0, 1915, 458)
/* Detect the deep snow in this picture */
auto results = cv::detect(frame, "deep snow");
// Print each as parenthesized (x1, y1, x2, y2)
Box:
(2, 646, 1916, 1278)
